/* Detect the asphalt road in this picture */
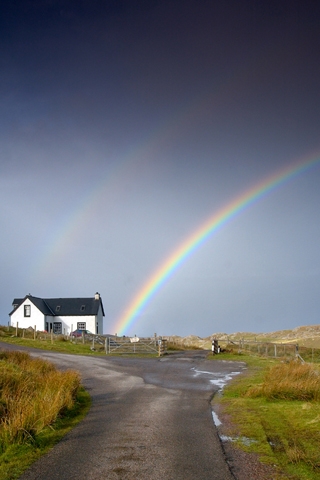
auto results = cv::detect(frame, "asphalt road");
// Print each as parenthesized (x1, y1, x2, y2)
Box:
(1, 344, 246, 479)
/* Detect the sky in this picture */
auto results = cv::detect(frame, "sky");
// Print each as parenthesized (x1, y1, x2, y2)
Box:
(1, 0, 320, 338)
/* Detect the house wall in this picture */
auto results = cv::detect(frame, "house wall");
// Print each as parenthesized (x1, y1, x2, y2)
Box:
(10, 299, 45, 331)
(52, 315, 97, 334)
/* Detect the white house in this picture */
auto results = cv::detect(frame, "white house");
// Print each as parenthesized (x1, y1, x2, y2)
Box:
(9, 293, 104, 335)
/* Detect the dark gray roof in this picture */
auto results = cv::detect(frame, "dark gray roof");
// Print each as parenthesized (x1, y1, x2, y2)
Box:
(10, 294, 105, 317)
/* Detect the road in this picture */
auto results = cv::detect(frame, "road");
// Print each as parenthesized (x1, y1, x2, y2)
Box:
(1, 344, 246, 479)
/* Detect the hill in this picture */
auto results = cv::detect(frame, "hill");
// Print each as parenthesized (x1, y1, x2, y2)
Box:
(165, 324, 320, 349)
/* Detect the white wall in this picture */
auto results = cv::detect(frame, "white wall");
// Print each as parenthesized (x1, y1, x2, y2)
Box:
(56, 315, 97, 334)
(10, 299, 45, 331)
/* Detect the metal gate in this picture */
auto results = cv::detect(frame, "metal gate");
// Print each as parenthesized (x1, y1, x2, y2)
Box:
(106, 337, 167, 355)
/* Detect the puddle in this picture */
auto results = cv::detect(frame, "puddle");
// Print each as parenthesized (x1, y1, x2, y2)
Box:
(211, 410, 222, 426)
(212, 407, 257, 446)
(218, 434, 257, 446)
(192, 368, 242, 391)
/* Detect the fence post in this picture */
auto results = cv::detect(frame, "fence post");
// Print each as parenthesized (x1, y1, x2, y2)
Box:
(213, 339, 219, 354)
(274, 344, 277, 358)
(16, 322, 18, 337)
(34, 325, 36, 340)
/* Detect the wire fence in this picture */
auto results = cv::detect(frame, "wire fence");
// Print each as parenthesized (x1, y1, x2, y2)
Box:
(225, 340, 320, 363)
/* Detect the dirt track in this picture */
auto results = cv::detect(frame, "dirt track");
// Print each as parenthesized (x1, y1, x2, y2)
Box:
(1, 344, 247, 479)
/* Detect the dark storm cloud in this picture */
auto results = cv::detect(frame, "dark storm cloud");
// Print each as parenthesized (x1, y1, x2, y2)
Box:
(1, 0, 320, 336)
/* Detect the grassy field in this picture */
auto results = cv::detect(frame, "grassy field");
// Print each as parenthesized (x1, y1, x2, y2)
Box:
(212, 352, 320, 480)
(0, 326, 106, 355)
(0, 350, 91, 480)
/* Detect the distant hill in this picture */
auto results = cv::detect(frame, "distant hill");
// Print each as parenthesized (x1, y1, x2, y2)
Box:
(165, 324, 320, 349)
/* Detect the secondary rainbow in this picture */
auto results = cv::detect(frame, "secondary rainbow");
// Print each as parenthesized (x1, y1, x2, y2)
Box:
(113, 154, 320, 335)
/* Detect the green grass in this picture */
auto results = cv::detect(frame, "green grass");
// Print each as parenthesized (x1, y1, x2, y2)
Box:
(0, 326, 160, 356)
(212, 353, 320, 480)
(0, 350, 91, 480)
(0, 327, 106, 355)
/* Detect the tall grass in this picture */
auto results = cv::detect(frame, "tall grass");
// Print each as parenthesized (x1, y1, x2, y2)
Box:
(0, 350, 80, 449)
(245, 360, 320, 401)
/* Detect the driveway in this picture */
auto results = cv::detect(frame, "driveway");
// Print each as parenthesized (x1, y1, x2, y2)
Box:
(1, 344, 246, 479)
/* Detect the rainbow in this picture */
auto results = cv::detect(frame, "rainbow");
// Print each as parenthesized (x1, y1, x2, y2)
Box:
(31, 54, 277, 284)
(113, 154, 320, 335)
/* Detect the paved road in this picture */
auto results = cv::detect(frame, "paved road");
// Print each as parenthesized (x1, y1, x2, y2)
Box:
(1, 344, 246, 479)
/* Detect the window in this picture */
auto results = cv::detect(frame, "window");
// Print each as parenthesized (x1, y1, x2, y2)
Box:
(56, 305, 61, 312)
(77, 322, 86, 330)
(80, 305, 86, 311)
(24, 305, 31, 317)
(53, 322, 62, 334)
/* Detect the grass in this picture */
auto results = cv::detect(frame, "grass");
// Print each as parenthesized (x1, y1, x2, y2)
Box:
(0, 350, 91, 480)
(211, 353, 320, 479)
(0, 326, 106, 355)
(0, 326, 160, 356)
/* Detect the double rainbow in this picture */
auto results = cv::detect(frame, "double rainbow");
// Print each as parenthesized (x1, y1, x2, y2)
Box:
(113, 155, 320, 335)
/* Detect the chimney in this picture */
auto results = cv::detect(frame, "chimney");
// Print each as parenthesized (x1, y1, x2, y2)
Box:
(94, 292, 100, 300)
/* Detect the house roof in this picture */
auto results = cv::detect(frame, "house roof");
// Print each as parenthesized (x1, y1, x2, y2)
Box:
(9, 294, 105, 317)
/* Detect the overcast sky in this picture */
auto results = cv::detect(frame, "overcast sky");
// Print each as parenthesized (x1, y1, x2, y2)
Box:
(1, 0, 320, 337)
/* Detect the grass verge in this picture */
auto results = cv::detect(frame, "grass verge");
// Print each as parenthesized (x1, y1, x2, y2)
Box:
(0, 326, 159, 357)
(0, 351, 91, 480)
(212, 353, 320, 480)
(0, 328, 106, 356)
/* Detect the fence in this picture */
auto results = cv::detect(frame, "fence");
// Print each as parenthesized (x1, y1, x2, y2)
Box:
(226, 340, 320, 362)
